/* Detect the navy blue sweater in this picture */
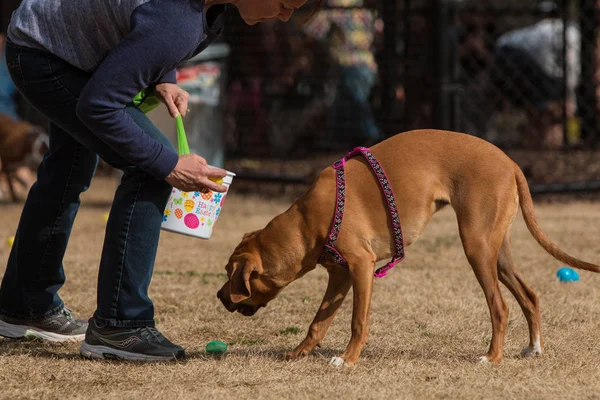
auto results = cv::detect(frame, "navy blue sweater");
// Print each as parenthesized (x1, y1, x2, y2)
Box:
(8, 0, 225, 179)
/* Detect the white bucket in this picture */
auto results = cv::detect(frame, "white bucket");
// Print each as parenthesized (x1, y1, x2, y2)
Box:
(161, 171, 235, 239)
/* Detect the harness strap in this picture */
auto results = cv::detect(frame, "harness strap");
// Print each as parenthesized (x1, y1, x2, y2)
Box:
(319, 147, 405, 278)
(319, 157, 349, 266)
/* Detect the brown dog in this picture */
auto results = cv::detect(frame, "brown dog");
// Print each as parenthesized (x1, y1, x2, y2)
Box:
(217, 129, 600, 366)
(0, 112, 48, 202)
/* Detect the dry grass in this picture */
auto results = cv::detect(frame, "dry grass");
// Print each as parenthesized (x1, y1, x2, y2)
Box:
(2, 176, 600, 400)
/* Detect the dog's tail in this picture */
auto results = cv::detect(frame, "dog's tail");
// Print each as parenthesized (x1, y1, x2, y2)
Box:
(515, 166, 600, 273)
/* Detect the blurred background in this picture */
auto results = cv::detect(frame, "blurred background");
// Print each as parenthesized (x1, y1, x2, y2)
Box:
(1, 0, 600, 199)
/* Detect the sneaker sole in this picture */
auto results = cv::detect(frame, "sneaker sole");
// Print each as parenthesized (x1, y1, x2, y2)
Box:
(0, 319, 85, 343)
(80, 341, 183, 362)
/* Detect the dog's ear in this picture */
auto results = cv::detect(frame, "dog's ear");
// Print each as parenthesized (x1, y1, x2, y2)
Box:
(242, 230, 260, 240)
(229, 255, 263, 304)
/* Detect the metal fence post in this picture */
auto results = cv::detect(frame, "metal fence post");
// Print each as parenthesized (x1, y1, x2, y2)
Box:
(380, 0, 398, 135)
(579, 0, 599, 145)
(562, 0, 569, 146)
(434, 0, 459, 131)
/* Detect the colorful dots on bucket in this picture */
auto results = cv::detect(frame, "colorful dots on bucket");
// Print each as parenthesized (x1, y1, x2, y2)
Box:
(201, 190, 213, 201)
(557, 267, 579, 282)
(184, 213, 200, 229)
(184, 200, 195, 212)
(174, 209, 183, 219)
(213, 193, 222, 204)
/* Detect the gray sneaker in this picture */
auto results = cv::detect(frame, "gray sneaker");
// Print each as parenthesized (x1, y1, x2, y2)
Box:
(0, 307, 87, 342)
(80, 318, 185, 362)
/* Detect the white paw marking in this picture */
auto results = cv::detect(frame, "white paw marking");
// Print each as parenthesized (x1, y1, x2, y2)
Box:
(329, 356, 344, 367)
(521, 335, 542, 358)
(478, 356, 491, 364)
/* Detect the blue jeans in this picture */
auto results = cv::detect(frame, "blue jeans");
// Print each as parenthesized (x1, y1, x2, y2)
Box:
(0, 41, 174, 328)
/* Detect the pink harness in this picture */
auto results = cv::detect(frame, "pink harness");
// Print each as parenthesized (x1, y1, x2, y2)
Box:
(319, 147, 406, 278)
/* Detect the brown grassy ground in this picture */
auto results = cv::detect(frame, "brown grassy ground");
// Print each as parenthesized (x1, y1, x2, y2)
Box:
(2, 176, 600, 400)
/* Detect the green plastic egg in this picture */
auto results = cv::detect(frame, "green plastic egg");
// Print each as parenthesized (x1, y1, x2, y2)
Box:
(205, 340, 228, 355)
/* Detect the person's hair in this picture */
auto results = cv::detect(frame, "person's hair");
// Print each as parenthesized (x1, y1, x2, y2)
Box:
(190, 0, 324, 23)
(294, 0, 324, 25)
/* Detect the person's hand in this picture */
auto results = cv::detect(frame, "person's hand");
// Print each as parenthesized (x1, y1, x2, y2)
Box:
(165, 154, 228, 193)
(155, 83, 190, 118)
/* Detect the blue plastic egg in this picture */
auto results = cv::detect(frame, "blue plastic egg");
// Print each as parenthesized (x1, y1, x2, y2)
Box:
(556, 267, 580, 282)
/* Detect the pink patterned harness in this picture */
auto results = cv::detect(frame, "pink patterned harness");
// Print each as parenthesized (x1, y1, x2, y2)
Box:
(319, 147, 406, 278)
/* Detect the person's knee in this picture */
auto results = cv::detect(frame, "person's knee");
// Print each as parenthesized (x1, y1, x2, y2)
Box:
(36, 144, 98, 194)
(71, 150, 99, 193)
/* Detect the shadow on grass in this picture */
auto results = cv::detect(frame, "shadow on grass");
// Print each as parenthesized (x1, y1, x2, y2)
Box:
(0, 337, 82, 360)
(0, 337, 498, 365)
(185, 346, 345, 362)
(186, 344, 498, 365)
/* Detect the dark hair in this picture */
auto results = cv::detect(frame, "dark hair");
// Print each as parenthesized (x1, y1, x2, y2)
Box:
(190, 0, 324, 23)
(295, 0, 324, 25)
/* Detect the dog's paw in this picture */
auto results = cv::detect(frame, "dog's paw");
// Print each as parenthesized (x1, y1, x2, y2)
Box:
(285, 348, 311, 360)
(284, 351, 305, 360)
(520, 345, 542, 358)
(478, 356, 491, 364)
(329, 356, 345, 367)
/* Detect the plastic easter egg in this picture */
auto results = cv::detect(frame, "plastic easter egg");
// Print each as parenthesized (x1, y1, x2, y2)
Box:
(209, 177, 224, 185)
(556, 267, 579, 282)
(205, 340, 228, 355)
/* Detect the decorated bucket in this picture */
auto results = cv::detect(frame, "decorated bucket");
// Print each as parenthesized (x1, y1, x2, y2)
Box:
(160, 115, 235, 239)
(161, 171, 235, 239)
(132, 89, 235, 239)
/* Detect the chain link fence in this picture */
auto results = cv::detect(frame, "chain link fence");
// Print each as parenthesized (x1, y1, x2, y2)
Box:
(453, 0, 599, 149)
(221, 0, 599, 158)
(221, 0, 383, 157)
(2, 0, 599, 165)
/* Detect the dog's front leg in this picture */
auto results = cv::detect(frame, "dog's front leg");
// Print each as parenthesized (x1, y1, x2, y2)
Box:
(331, 258, 375, 366)
(287, 266, 351, 359)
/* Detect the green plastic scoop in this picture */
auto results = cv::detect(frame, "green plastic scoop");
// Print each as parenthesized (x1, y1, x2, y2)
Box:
(133, 89, 224, 185)
(133, 89, 190, 155)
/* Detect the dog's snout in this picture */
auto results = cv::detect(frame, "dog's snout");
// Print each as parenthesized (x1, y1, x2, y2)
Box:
(217, 289, 239, 313)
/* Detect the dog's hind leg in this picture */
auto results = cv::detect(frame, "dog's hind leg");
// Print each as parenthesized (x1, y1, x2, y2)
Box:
(287, 266, 351, 360)
(13, 173, 30, 190)
(7, 176, 18, 203)
(457, 205, 509, 364)
(497, 231, 543, 358)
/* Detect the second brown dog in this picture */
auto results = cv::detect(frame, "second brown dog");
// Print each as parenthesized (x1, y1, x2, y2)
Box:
(0, 112, 48, 202)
